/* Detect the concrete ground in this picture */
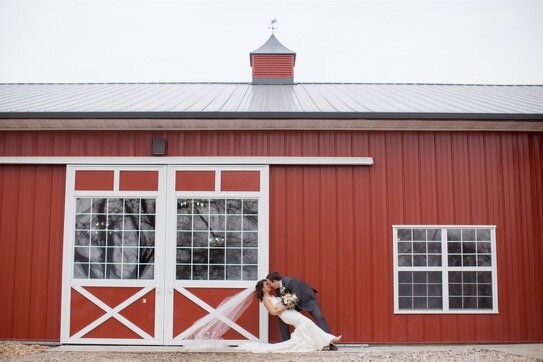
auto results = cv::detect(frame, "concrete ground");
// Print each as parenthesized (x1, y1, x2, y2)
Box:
(48, 343, 543, 360)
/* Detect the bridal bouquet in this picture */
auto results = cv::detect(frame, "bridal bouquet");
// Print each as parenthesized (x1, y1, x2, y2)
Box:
(279, 287, 299, 309)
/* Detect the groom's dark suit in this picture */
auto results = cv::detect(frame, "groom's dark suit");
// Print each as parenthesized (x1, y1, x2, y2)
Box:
(276, 276, 331, 342)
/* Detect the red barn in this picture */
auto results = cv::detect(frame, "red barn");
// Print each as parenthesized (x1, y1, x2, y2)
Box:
(1, 35, 542, 345)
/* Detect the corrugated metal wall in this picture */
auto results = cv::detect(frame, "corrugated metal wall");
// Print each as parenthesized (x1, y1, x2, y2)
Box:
(0, 165, 65, 341)
(0, 130, 542, 343)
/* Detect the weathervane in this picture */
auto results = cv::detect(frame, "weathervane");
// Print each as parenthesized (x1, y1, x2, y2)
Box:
(268, 19, 278, 35)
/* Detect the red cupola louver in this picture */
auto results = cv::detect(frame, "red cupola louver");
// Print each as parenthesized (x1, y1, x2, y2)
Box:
(250, 34, 296, 84)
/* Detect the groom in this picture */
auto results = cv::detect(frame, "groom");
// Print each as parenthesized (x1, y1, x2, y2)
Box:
(266, 271, 337, 351)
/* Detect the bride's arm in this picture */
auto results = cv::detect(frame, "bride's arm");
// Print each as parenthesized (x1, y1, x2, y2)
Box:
(263, 298, 287, 316)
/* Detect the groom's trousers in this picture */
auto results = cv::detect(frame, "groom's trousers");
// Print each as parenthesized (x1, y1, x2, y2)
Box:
(279, 303, 331, 342)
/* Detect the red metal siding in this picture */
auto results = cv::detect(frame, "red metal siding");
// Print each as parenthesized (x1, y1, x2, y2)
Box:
(0, 130, 542, 344)
(0, 165, 65, 341)
(251, 55, 294, 78)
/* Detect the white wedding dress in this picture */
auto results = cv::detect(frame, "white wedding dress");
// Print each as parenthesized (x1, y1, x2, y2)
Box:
(237, 296, 338, 353)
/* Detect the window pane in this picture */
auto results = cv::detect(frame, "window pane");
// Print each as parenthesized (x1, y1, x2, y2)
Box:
(397, 229, 411, 241)
(226, 265, 241, 280)
(398, 242, 412, 253)
(108, 199, 123, 214)
(243, 249, 258, 264)
(447, 229, 461, 241)
(477, 229, 491, 241)
(462, 229, 476, 241)
(243, 266, 258, 280)
(210, 265, 225, 280)
(412, 229, 426, 241)
(243, 199, 258, 214)
(178, 199, 193, 214)
(76, 198, 91, 213)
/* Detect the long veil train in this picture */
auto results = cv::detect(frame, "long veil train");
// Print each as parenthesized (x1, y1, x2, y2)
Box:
(182, 288, 255, 341)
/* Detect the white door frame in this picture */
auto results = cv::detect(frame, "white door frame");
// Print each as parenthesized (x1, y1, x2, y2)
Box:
(60, 164, 269, 345)
(163, 165, 269, 345)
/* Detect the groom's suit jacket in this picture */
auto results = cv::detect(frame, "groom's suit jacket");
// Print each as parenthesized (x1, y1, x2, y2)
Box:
(280, 276, 319, 311)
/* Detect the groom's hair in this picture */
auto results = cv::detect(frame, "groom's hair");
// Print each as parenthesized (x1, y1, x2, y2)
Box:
(266, 271, 282, 281)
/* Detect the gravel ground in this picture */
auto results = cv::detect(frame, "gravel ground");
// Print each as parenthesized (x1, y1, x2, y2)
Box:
(1, 343, 541, 362)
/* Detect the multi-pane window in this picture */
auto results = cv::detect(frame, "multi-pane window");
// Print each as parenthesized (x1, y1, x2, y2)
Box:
(176, 198, 258, 281)
(394, 226, 496, 313)
(73, 198, 156, 279)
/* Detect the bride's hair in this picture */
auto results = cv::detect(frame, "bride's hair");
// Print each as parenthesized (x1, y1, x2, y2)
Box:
(255, 279, 267, 302)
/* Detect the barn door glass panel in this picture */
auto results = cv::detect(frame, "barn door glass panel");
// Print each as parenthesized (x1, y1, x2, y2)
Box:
(176, 198, 258, 281)
(74, 197, 156, 279)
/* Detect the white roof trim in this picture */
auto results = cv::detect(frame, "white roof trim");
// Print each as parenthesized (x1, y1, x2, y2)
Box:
(0, 156, 374, 166)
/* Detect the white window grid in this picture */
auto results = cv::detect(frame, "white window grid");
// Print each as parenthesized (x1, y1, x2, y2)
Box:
(73, 197, 156, 280)
(393, 225, 498, 314)
(175, 197, 259, 281)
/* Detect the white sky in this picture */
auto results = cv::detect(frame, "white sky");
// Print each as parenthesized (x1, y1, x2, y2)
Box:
(1, 0, 542, 84)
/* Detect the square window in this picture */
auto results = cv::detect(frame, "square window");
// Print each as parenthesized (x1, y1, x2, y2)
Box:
(462, 229, 476, 241)
(243, 216, 258, 231)
(193, 215, 209, 231)
(427, 242, 441, 253)
(75, 231, 90, 246)
(226, 232, 241, 247)
(177, 232, 191, 247)
(92, 199, 108, 214)
(397, 229, 412, 241)
(243, 199, 258, 214)
(395, 226, 496, 313)
(428, 255, 441, 266)
(243, 265, 258, 280)
(226, 265, 241, 280)
(398, 284, 412, 296)
(193, 232, 208, 247)
(108, 198, 124, 214)
(76, 198, 91, 213)
(193, 249, 209, 263)
(122, 231, 138, 246)
(227, 200, 242, 214)
(398, 272, 412, 283)
(209, 199, 225, 214)
(192, 265, 208, 280)
(398, 255, 412, 266)
(447, 229, 461, 241)
(178, 199, 193, 214)
(139, 264, 154, 279)
(210, 248, 225, 264)
(477, 229, 491, 241)
(210, 265, 225, 280)
(226, 249, 242, 264)
(412, 229, 426, 241)
(243, 249, 258, 264)
(398, 242, 412, 253)
(140, 199, 155, 214)
(398, 297, 412, 309)
(176, 265, 191, 280)
(243, 232, 258, 247)
(413, 255, 427, 266)
(177, 248, 192, 263)
(194, 199, 209, 215)
(413, 242, 426, 254)
(140, 231, 155, 246)
(226, 215, 242, 230)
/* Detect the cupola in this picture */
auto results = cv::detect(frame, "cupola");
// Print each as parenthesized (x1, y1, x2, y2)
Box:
(250, 34, 296, 84)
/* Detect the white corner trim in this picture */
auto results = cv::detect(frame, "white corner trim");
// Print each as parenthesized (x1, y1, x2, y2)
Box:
(0, 156, 373, 166)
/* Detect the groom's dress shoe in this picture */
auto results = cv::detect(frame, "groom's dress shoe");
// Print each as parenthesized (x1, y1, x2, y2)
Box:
(329, 344, 338, 351)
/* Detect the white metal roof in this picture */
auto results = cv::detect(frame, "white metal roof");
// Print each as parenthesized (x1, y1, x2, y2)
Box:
(0, 82, 542, 119)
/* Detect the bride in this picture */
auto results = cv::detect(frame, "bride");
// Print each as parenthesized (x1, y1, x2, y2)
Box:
(237, 279, 341, 353)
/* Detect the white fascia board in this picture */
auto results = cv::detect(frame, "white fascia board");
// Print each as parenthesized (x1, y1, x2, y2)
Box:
(0, 156, 373, 166)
